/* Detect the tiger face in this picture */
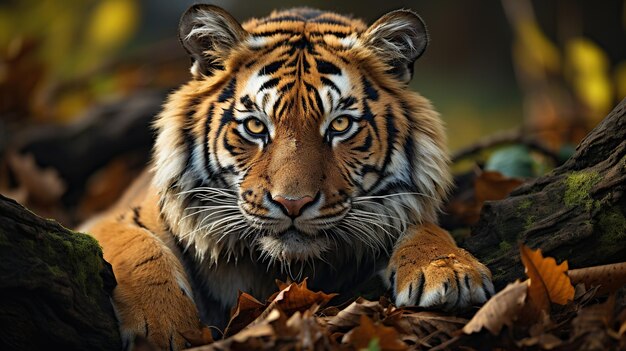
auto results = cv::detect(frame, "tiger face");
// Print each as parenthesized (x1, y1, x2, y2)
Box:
(153, 6, 451, 265)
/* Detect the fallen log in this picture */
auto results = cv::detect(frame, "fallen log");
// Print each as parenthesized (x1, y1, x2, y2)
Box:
(464, 99, 626, 289)
(0, 195, 121, 350)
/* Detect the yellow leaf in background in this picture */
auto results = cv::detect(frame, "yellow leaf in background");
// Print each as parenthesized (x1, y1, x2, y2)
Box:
(566, 38, 609, 72)
(574, 77, 613, 119)
(565, 38, 613, 119)
(86, 0, 138, 51)
(516, 20, 561, 75)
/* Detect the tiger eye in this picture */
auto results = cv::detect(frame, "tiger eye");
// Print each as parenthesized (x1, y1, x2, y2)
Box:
(330, 116, 351, 133)
(245, 118, 267, 135)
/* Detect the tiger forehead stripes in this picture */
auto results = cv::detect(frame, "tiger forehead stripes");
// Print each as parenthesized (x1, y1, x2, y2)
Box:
(152, 6, 450, 264)
(84, 6, 494, 349)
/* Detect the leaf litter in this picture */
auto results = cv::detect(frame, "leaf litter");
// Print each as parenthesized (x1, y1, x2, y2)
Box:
(168, 246, 625, 351)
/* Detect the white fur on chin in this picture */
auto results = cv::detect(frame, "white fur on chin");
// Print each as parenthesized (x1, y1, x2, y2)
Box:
(256, 230, 330, 262)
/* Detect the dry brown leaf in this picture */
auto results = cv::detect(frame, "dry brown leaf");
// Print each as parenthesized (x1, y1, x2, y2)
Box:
(447, 170, 524, 225)
(6, 151, 66, 204)
(474, 170, 524, 204)
(189, 323, 276, 351)
(223, 292, 267, 337)
(286, 310, 332, 350)
(516, 333, 563, 350)
(569, 295, 616, 350)
(243, 279, 336, 333)
(325, 297, 385, 333)
(515, 310, 563, 349)
(263, 279, 336, 318)
(273, 279, 292, 292)
(386, 310, 466, 348)
(343, 315, 407, 351)
(77, 155, 141, 219)
(568, 262, 626, 296)
(230, 322, 275, 346)
(520, 245, 574, 314)
(463, 280, 528, 335)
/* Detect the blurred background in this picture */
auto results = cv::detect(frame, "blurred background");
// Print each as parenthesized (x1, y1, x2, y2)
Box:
(0, 0, 624, 229)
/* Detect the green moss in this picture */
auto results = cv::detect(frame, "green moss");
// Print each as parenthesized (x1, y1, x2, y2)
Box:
(598, 206, 626, 244)
(525, 215, 536, 231)
(518, 199, 532, 210)
(483, 240, 514, 265)
(563, 171, 602, 210)
(48, 265, 66, 278)
(45, 230, 104, 297)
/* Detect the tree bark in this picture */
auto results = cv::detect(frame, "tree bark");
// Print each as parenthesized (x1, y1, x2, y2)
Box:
(0, 195, 121, 350)
(464, 99, 626, 289)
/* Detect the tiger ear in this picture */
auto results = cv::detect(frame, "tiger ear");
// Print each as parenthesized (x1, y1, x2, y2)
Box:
(362, 9, 428, 84)
(179, 4, 247, 78)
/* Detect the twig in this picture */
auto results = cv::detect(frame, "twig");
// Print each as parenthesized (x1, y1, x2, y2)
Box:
(450, 128, 561, 164)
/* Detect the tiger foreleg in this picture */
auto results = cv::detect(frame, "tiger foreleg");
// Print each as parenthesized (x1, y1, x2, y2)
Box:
(87, 219, 202, 350)
(384, 223, 494, 310)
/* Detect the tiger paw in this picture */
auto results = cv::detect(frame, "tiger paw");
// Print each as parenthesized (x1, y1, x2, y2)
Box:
(113, 279, 203, 350)
(385, 250, 494, 310)
(117, 305, 202, 351)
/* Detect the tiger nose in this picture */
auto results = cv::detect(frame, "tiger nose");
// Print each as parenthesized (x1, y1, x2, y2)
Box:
(272, 195, 315, 217)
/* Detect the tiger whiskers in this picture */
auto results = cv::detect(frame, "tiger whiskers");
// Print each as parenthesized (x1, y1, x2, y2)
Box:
(353, 191, 437, 202)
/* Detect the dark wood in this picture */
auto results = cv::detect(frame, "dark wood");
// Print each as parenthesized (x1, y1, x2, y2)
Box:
(0, 194, 121, 350)
(9, 90, 163, 207)
(464, 99, 626, 289)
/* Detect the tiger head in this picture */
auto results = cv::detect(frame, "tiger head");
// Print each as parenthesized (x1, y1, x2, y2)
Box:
(153, 5, 451, 266)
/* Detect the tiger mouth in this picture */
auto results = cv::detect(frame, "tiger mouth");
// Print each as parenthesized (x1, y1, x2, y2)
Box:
(254, 228, 329, 262)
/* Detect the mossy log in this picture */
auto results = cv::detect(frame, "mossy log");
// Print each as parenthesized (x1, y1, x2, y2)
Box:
(464, 99, 626, 288)
(0, 195, 121, 350)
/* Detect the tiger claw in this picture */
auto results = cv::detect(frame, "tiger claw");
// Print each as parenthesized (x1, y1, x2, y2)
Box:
(386, 251, 494, 310)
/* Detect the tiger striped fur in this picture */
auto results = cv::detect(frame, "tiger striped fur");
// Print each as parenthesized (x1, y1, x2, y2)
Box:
(82, 5, 494, 350)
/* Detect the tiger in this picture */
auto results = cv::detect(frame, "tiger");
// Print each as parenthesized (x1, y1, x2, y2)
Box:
(81, 4, 494, 350)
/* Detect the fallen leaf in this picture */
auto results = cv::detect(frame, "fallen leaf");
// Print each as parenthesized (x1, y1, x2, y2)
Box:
(77, 155, 141, 219)
(190, 323, 275, 351)
(569, 294, 616, 349)
(463, 280, 528, 335)
(446, 170, 524, 226)
(343, 315, 407, 351)
(568, 262, 626, 296)
(516, 310, 563, 349)
(286, 310, 332, 350)
(224, 292, 267, 337)
(261, 279, 336, 320)
(516, 333, 563, 350)
(474, 170, 524, 204)
(6, 151, 66, 204)
(520, 245, 574, 317)
(325, 298, 385, 333)
(231, 322, 275, 345)
(385, 310, 466, 348)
